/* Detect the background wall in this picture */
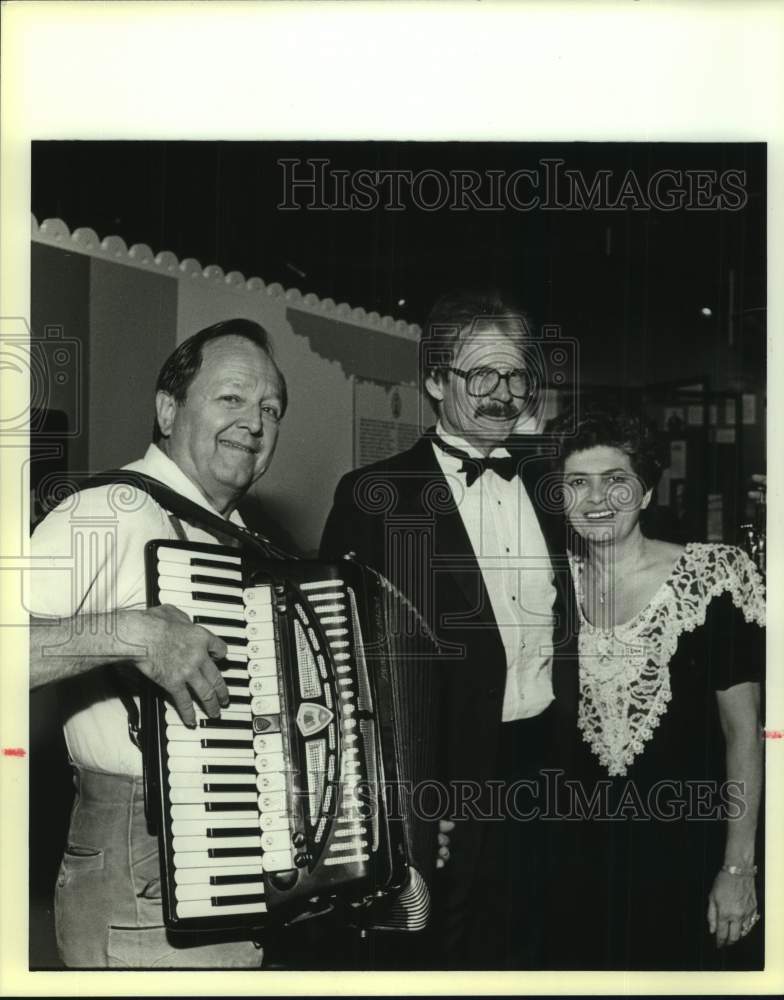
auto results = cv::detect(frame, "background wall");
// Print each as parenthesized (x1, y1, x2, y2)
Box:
(32, 217, 423, 555)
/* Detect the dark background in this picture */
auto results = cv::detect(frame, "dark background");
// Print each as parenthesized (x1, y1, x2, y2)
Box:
(32, 140, 765, 388)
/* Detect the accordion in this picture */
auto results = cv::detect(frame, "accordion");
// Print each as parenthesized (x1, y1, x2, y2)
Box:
(142, 539, 439, 933)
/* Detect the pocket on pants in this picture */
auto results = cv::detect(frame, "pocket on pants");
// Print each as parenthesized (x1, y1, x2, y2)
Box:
(55, 844, 106, 966)
(106, 924, 171, 968)
(58, 843, 105, 880)
(106, 924, 263, 969)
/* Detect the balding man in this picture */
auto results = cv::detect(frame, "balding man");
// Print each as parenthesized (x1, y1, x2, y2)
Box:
(30, 319, 287, 968)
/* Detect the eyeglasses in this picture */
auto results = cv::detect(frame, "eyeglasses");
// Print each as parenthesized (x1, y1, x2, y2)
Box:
(446, 366, 534, 399)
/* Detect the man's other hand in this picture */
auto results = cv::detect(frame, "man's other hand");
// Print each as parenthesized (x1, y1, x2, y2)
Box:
(436, 819, 455, 869)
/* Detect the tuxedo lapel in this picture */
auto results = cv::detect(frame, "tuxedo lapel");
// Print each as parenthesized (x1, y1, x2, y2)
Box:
(407, 437, 500, 633)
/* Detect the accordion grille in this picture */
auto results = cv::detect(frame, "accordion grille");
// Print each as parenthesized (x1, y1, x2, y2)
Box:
(359, 718, 380, 853)
(348, 587, 373, 713)
(380, 575, 441, 889)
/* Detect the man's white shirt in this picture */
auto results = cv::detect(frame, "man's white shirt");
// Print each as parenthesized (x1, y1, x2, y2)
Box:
(30, 444, 246, 776)
(432, 424, 556, 721)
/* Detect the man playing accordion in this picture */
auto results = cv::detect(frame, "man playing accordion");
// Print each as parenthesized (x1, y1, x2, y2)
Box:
(30, 319, 286, 968)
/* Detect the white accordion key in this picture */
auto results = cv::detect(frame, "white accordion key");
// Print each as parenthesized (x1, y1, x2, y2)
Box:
(169, 772, 255, 788)
(247, 639, 276, 659)
(158, 547, 240, 566)
(158, 561, 242, 582)
(171, 818, 258, 836)
(166, 724, 250, 743)
(176, 900, 267, 918)
(165, 705, 249, 726)
(204, 625, 247, 640)
(246, 621, 275, 640)
(220, 682, 250, 708)
(248, 658, 277, 677)
(243, 586, 272, 605)
(171, 803, 257, 820)
(260, 829, 290, 852)
(248, 675, 279, 697)
(175, 881, 265, 902)
(159, 592, 245, 614)
(255, 752, 285, 773)
(159, 576, 243, 599)
(169, 788, 257, 804)
(173, 862, 263, 884)
(256, 773, 286, 793)
(165, 725, 206, 742)
(173, 835, 262, 853)
(251, 695, 280, 715)
(259, 811, 289, 832)
(221, 663, 248, 684)
(253, 733, 283, 755)
(223, 650, 249, 664)
(174, 851, 259, 869)
(257, 790, 286, 812)
(194, 771, 258, 786)
(167, 744, 253, 760)
(245, 603, 273, 622)
(261, 850, 295, 873)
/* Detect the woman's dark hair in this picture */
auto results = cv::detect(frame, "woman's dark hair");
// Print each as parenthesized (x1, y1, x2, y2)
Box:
(547, 404, 666, 492)
(152, 318, 287, 442)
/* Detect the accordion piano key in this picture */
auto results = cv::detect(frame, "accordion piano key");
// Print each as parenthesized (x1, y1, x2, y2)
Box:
(176, 902, 267, 918)
(175, 880, 266, 902)
(157, 558, 243, 582)
(173, 835, 263, 853)
(256, 773, 286, 793)
(173, 862, 263, 884)
(169, 789, 258, 804)
(167, 743, 254, 760)
(170, 817, 259, 836)
(168, 772, 257, 788)
(262, 850, 295, 872)
(261, 829, 290, 852)
(170, 803, 258, 820)
(174, 850, 264, 869)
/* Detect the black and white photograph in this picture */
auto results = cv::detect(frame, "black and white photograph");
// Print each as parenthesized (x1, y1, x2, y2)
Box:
(1, 2, 782, 996)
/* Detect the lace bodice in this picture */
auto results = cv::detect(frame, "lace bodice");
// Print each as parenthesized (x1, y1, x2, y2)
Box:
(572, 543, 766, 777)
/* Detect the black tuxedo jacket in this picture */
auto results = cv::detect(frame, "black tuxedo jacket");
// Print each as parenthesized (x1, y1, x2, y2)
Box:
(320, 436, 578, 951)
(320, 434, 578, 792)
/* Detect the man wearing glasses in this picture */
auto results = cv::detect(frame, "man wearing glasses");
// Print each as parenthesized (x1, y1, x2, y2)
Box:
(320, 289, 577, 969)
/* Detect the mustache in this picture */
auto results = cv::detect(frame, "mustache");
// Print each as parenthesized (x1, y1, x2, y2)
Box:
(474, 401, 520, 419)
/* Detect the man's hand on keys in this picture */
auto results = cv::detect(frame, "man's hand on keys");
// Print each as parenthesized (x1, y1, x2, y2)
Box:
(119, 604, 230, 727)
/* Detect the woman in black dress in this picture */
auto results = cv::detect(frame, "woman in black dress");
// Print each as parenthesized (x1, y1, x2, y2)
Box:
(546, 408, 765, 970)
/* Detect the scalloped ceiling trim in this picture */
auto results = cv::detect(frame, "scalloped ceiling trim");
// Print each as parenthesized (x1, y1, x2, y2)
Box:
(31, 214, 421, 340)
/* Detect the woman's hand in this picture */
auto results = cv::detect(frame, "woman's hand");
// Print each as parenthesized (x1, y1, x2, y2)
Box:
(712, 684, 763, 947)
(707, 870, 759, 947)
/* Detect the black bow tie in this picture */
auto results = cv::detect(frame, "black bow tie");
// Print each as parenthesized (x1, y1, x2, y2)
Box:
(432, 436, 518, 487)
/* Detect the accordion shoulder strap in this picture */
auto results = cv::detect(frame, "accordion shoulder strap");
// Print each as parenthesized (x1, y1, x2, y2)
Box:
(38, 469, 296, 560)
(39, 469, 294, 752)
(167, 513, 189, 542)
